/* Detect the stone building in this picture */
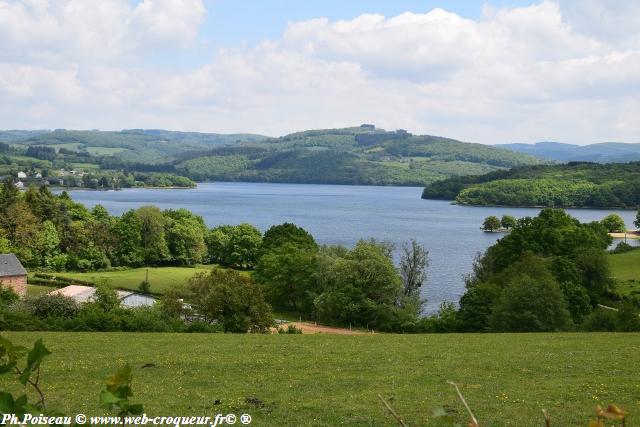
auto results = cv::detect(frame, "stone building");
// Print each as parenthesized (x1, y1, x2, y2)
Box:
(0, 254, 27, 296)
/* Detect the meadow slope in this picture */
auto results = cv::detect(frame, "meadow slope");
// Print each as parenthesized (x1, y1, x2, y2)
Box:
(2, 332, 639, 426)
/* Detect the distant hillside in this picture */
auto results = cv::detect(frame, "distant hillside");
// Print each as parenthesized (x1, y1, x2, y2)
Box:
(2, 126, 546, 186)
(174, 126, 545, 185)
(3, 129, 268, 163)
(422, 162, 640, 208)
(496, 141, 640, 163)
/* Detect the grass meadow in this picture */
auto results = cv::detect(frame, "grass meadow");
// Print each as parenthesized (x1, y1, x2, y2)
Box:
(608, 250, 640, 297)
(54, 266, 221, 294)
(2, 332, 639, 426)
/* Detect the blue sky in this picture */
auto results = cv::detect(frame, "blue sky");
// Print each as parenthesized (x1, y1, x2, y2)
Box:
(0, 0, 639, 144)
(201, 1, 534, 46)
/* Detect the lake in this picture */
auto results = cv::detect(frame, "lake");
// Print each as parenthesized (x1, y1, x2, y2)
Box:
(65, 182, 638, 312)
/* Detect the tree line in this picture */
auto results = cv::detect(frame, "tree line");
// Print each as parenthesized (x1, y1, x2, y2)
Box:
(0, 183, 431, 332)
(422, 162, 640, 208)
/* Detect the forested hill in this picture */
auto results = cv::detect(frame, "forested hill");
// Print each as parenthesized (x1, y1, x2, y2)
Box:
(2, 129, 268, 164)
(172, 126, 545, 185)
(496, 141, 640, 163)
(422, 162, 640, 208)
(2, 126, 545, 186)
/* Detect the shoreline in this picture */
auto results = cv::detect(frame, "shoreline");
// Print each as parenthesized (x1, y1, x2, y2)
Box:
(609, 231, 640, 240)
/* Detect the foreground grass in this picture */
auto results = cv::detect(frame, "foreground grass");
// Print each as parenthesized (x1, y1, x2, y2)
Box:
(2, 332, 639, 426)
(56, 266, 220, 294)
(608, 250, 640, 297)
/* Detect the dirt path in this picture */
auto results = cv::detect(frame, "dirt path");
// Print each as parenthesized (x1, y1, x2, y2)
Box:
(286, 322, 371, 335)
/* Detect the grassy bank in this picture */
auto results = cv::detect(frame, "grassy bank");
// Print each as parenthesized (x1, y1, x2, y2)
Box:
(608, 250, 640, 297)
(53, 266, 221, 294)
(2, 332, 639, 426)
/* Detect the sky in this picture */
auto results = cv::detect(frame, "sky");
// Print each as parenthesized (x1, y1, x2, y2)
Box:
(0, 0, 639, 145)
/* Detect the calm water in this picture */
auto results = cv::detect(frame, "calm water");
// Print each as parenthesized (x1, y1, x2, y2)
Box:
(65, 182, 638, 312)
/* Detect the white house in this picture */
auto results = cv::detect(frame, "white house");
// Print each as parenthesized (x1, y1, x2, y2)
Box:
(14, 181, 24, 189)
(17, 171, 27, 179)
(49, 285, 156, 308)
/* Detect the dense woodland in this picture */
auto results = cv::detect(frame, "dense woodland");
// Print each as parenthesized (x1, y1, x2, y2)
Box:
(422, 162, 640, 208)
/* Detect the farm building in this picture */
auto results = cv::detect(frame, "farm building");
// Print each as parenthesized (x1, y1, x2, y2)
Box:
(0, 254, 27, 296)
(50, 285, 156, 308)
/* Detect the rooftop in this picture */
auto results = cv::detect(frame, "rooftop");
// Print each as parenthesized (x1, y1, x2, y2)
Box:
(0, 254, 27, 277)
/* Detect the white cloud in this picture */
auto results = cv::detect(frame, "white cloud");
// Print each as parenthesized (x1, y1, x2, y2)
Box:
(0, 0, 205, 63)
(0, 0, 639, 144)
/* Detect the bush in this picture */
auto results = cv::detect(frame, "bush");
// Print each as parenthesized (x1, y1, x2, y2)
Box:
(23, 294, 80, 319)
(0, 287, 19, 307)
(138, 280, 151, 294)
(186, 269, 274, 333)
(582, 308, 620, 332)
(611, 241, 634, 254)
(489, 275, 572, 332)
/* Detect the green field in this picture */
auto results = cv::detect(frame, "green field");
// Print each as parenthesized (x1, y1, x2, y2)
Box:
(609, 250, 640, 297)
(57, 266, 220, 294)
(70, 162, 101, 170)
(1, 332, 638, 426)
(26, 284, 57, 295)
(84, 146, 128, 156)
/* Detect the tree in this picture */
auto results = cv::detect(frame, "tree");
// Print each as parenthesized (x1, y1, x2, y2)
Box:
(136, 206, 170, 264)
(165, 210, 207, 265)
(489, 274, 571, 332)
(112, 210, 144, 267)
(500, 215, 516, 229)
(0, 178, 18, 213)
(261, 223, 317, 253)
(186, 269, 273, 333)
(635, 210, 640, 229)
(94, 282, 121, 312)
(398, 240, 428, 317)
(560, 281, 592, 324)
(36, 220, 60, 268)
(313, 240, 405, 330)
(207, 224, 262, 268)
(481, 216, 501, 231)
(254, 243, 318, 315)
(600, 213, 625, 233)
(456, 282, 501, 332)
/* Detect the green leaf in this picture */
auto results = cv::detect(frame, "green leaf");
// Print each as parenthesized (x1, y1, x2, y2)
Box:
(18, 366, 33, 385)
(0, 361, 16, 374)
(0, 391, 15, 412)
(26, 339, 51, 371)
(105, 364, 132, 392)
(99, 390, 121, 406)
(128, 404, 144, 415)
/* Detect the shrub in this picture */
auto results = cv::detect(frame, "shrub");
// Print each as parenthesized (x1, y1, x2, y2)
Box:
(0, 286, 19, 307)
(23, 294, 80, 319)
(489, 275, 571, 332)
(138, 280, 151, 294)
(582, 308, 619, 332)
(611, 241, 634, 254)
